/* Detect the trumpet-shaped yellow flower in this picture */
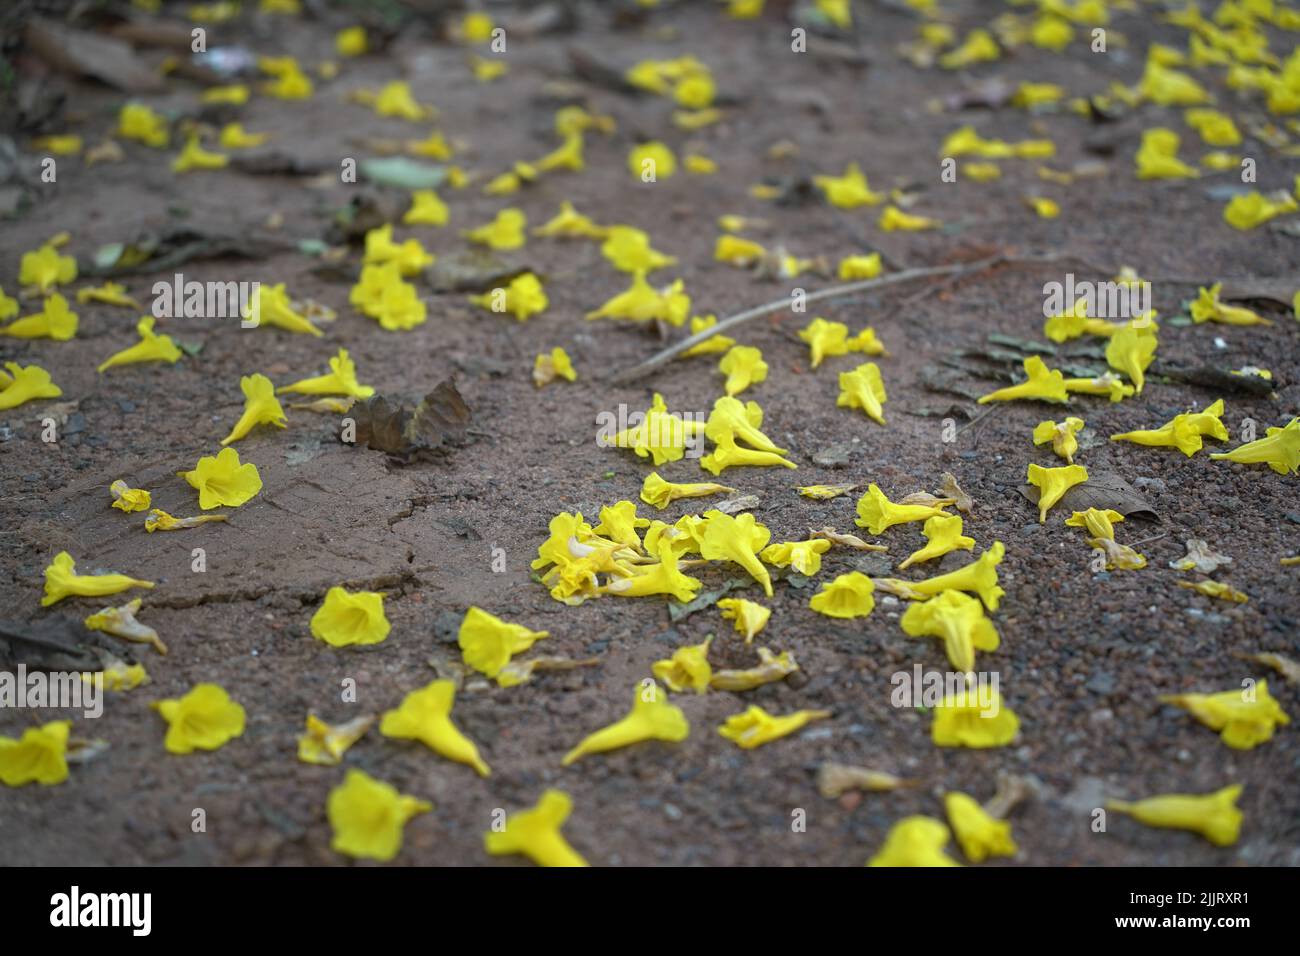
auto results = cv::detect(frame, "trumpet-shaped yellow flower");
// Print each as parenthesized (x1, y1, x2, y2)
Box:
(84, 598, 164, 653)
(680, 314, 735, 357)
(311, 586, 390, 647)
(372, 80, 433, 120)
(1065, 508, 1124, 540)
(701, 433, 796, 474)
(533, 347, 576, 387)
(464, 208, 527, 250)
(652, 637, 713, 693)
(592, 500, 650, 549)
(867, 816, 961, 867)
(1160, 681, 1290, 749)
(76, 281, 139, 309)
(1185, 108, 1241, 146)
(719, 345, 767, 396)
(118, 102, 169, 148)
(895, 541, 1006, 611)
(1224, 190, 1298, 230)
(705, 396, 784, 454)
(41, 551, 153, 607)
(363, 224, 434, 276)
(719, 705, 830, 749)
(1210, 417, 1300, 474)
(277, 349, 375, 399)
(172, 135, 229, 172)
(855, 483, 949, 535)
(97, 316, 182, 372)
(534, 200, 607, 239)
(978, 355, 1069, 404)
(586, 271, 690, 324)
(700, 510, 774, 596)
(1139, 61, 1211, 106)
(152, 683, 245, 754)
(485, 790, 588, 867)
(202, 85, 249, 105)
(381, 679, 490, 776)
(327, 769, 431, 861)
(938, 29, 1000, 70)
(244, 282, 323, 336)
(879, 205, 939, 231)
(717, 597, 770, 643)
(110, 479, 151, 513)
(563, 682, 689, 765)
(1135, 127, 1199, 179)
(1063, 372, 1135, 403)
(939, 125, 1053, 159)
(899, 514, 975, 570)
(901, 590, 998, 672)
(2, 293, 78, 340)
(715, 234, 767, 267)
(799, 317, 851, 368)
(813, 162, 882, 208)
(602, 539, 702, 603)
(1033, 416, 1085, 463)
(0, 720, 70, 787)
(761, 539, 831, 576)
(406, 130, 453, 159)
(470, 272, 548, 321)
(846, 327, 886, 355)
(838, 253, 883, 280)
(179, 446, 262, 510)
(83, 660, 149, 692)
(335, 25, 367, 56)
(1027, 462, 1088, 522)
(602, 226, 676, 273)
(628, 141, 676, 179)
(298, 713, 374, 765)
(0, 361, 60, 410)
(402, 189, 449, 226)
(1043, 297, 1125, 342)
(932, 690, 1019, 748)
(220, 373, 287, 445)
(1107, 784, 1243, 846)
(1111, 399, 1228, 456)
(261, 61, 313, 99)
(143, 509, 227, 533)
(0, 287, 15, 322)
(458, 606, 548, 677)
(640, 472, 733, 510)
(944, 791, 1017, 863)
(837, 362, 888, 424)
(609, 393, 706, 465)
(1190, 283, 1270, 325)
(809, 571, 875, 619)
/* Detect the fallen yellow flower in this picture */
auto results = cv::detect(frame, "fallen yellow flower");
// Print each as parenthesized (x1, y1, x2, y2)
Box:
(932, 689, 1019, 748)
(628, 140, 677, 179)
(1107, 784, 1243, 846)
(603, 226, 676, 273)
(381, 679, 491, 776)
(534, 347, 576, 386)
(327, 768, 430, 861)
(700, 510, 773, 596)
(533, 200, 608, 239)
(717, 597, 770, 643)
(97, 316, 182, 372)
(652, 637, 713, 693)
(867, 816, 961, 866)
(837, 362, 888, 424)
(470, 272, 548, 321)
(855, 483, 949, 535)
(179, 446, 262, 509)
(152, 683, 245, 754)
(310, 586, 390, 646)
(118, 102, 169, 147)
(899, 514, 975, 569)
(42, 551, 153, 607)
(562, 682, 689, 765)
(879, 205, 938, 231)
(640, 471, 733, 509)
(1135, 127, 1199, 179)
(719, 345, 768, 396)
(945, 791, 1018, 863)
(0, 720, 70, 787)
(172, 135, 228, 172)
(1063, 372, 1135, 402)
(402, 189, 449, 227)
(221, 373, 287, 445)
(464, 207, 527, 249)
(1027, 462, 1088, 522)
(710, 647, 798, 691)
(809, 571, 875, 619)
(1190, 283, 1270, 325)
(892, 541, 1006, 611)
(298, 714, 374, 765)
(458, 606, 548, 678)
(75, 281, 139, 309)
(719, 705, 830, 749)
(585, 271, 690, 324)
(1210, 417, 1300, 474)
(2, 293, 78, 340)
(1223, 190, 1297, 229)
(244, 282, 323, 336)
(610, 392, 706, 465)
(0, 361, 60, 410)
(901, 590, 999, 672)
(1111, 399, 1229, 456)
(277, 348, 375, 398)
(109, 479, 150, 513)
(84, 598, 165, 653)
(1161, 680, 1289, 749)
(978, 355, 1069, 404)
(813, 162, 882, 208)
(1177, 579, 1248, 603)
(1064, 507, 1124, 540)
(761, 539, 831, 576)
(485, 790, 588, 867)
(1033, 416, 1085, 463)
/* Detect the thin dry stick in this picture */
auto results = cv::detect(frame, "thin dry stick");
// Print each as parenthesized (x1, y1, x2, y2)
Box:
(610, 252, 1114, 384)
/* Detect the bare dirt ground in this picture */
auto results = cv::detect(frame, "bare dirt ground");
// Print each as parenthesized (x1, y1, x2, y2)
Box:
(1, 0, 1298, 866)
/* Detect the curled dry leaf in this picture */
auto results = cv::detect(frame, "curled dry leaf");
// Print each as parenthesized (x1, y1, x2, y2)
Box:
(351, 380, 472, 462)
(939, 473, 974, 513)
(809, 527, 888, 552)
(816, 762, 918, 799)
(898, 491, 957, 508)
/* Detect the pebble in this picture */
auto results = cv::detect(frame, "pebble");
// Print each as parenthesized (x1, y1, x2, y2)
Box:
(1086, 671, 1116, 695)
(1133, 476, 1166, 492)
(117, 400, 135, 413)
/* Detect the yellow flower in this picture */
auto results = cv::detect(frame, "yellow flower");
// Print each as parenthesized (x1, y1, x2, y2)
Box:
(1210, 417, 1300, 474)
(278, 348, 375, 398)
(2, 292, 78, 340)
(363, 224, 434, 276)
(585, 271, 690, 324)
(932, 690, 1019, 748)
(1106, 784, 1243, 846)
(84, 598, 165, 653)
(84, 660, 149, 692)
(701, 433, 797, 474)
(1190, 283, 1269, 325)
(944, 792, 1017, 862)
(152, 683, 245, 754)
(1027, 462, 1088, 522)
(1065, 508, 1124, 540)
(381, 679, 490, 776)
(311, 586, 390, 647)
(459, 11, 495, 42)
(717, 597, 770, 643)
(1012, 81, 1064, 108)
(895, 541, 1007, 611)
(719, 345, 767, 396)
(533, 347, 576, 387)
(97, 316, 182, 372)
(964, 161, 1002, 181)
(0, 721, 70, 787)
(715, 234, 767, 267)
(298, 714, 374, 765)
(1223, 190, 1298, 229)
(1063, 372, 1134, 402)
(41, 551, 153, 607)
(372, 80, 433, 120)
(837, 361, 888, 424)
(868, 816, 961, 866)
(19, 243, 77, 294)
(245, 282, 323, 336)
(809, 571, 876, 619)
(640, 471, 733, 509)
(1135, 127, 1198, 179)
(335, 25, 367, 56)
(534, 200, 608, 239)
(75, 281, 139, 310)
(110, 479, 151, 513)
(469, 272, 548, 321)
(1140, 61, 1211, 106)
(406, 130, 453, 159)
(652, 637, 713, 693)
(602, 538, 702, 603)
(563, 682, 689, 765)
(798, 317, 851, 368)
(1043, 297, 1121, 341)
(172, 135, 228, 172)
(118, 102, 169, 147)
(628, 141, 677, 178)
(464, 207, 527, 250)
(855, 483, 949, 535)
(144, 509, 227, 533)
(1032, 416, 1085, 463)
(700, 510, 774, 596)
(179, 446, 263, 509)
(1026, 196, 1060, 218)
(0, 286, 15, 321)
(813, 162, 882, 208)
(938, 28, 1000, 69)
(681, 314, 736, 357)
(368, 279, 426, 331)
(719, 705, 830, 749)
(1185, 108, 1241, 146)
(33, 134, 82, 154)
(1160, 680, 1290, 750)
(608, 392, 705, 465)
(202, 84, 249, 104)
(220, 373, 287, 445)
(899, 514, 975, 569)
(901, 589, 998, 672)
(0, 361, 60, 410)
(458, 606, 548, 678)
(591, 501, 649, 549)
(978, 355, 1069, 404)
(601, 226, 676, 273)
(402, 189, 449, 226)
(879, 205, 938, 231)
(939, 125, 1053, 158)
(703, 397, 781, 458)
(838, 253, 882, 280)
(1111, 399, 1229, 456)
(485, 790, 588, 867)
(327, 769, 431, 861)
(684, 153, 716, 174)
(761, 539, 831, 576)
